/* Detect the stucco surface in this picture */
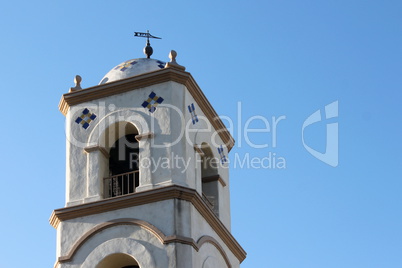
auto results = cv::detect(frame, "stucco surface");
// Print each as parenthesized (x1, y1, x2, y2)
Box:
(55, 71, 241, 267)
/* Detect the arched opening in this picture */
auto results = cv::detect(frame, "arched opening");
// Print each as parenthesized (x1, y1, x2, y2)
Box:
(200, 143, 220, 216)
(103, 122, 139, 198)
(97, 253, 139, 268)
(107, 134, 139, 197)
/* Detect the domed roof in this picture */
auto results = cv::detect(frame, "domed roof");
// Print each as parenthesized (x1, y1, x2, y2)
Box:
(99, 58, 166, 85)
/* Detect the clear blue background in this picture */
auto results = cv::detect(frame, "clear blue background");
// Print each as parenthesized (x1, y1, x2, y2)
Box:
(0, 1, 401, 267)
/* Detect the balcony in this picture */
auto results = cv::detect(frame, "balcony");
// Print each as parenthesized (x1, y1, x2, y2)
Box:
(104, 170, 139, 198)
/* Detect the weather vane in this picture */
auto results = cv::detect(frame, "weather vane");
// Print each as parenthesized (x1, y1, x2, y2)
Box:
(134, 30, 162, 58)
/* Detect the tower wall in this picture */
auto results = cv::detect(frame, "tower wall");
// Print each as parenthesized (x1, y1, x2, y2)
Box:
(52, 63, 245, 267)
(64, 80, 231, 228)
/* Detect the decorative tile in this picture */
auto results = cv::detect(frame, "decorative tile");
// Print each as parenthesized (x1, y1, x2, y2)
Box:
(114, 60, 137, 72)
(142, 91, 164, 113)
(156, 60, 165, 69)
(75, 108, 97, 129)
(188, 103, 198, 125)
(218, 145, 227, 164)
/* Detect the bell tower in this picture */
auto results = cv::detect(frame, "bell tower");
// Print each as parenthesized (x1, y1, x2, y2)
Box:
(50, 38, 246, 267)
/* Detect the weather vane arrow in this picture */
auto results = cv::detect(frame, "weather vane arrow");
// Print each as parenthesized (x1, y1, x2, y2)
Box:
(134, 30, 162, 58)
(134, 31, 161, 40)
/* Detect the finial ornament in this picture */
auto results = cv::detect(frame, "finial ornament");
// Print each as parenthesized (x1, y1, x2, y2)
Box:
(134, 30, 161, 58)
(165, 50, 185, 70)
(169, 50, 177, 63)
(69, 75, 82, 92)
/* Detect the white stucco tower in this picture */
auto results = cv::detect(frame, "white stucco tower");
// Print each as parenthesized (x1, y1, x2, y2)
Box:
(50, 42, 246, 268)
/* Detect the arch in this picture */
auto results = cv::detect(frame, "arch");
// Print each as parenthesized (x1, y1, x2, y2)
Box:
(97, 253, 139, 268)
(199, 143, 220, 215)
(87, 109, 150, 149)
(200, 142, 218, 178)
(202, 256, 226, 268)
(86, 110, 153, 199)
(56, 219, 234, 267)
(197, 236, 231, 268)
(82, 238, 156, 268)
(59, 218, 167, 263)
(98, 122, 140, 198)
(100, 121, 139, 152)
(107, 133, 139, 197)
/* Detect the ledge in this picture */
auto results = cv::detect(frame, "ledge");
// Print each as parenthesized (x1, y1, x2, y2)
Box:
(135, 132, 154, 141)
(83, 145, 109, 158)
(49, 185, 246, 263)
(59, 67, 235, 151)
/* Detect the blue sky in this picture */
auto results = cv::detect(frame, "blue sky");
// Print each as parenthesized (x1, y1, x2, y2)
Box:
(0, 1, 401, 267)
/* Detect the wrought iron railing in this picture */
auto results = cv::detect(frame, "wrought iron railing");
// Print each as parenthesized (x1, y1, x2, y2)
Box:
(104, 170, 139, 198)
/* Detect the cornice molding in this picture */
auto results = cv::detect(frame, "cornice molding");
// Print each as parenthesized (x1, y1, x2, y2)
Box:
(49, 185, 246, 263)
(58, 68, 235, 151)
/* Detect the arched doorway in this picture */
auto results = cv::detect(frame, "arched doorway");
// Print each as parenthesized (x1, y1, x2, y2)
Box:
(102, 120, 141, 198)
(106, 134, 139, 197)
(200, 143, 220, 216)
